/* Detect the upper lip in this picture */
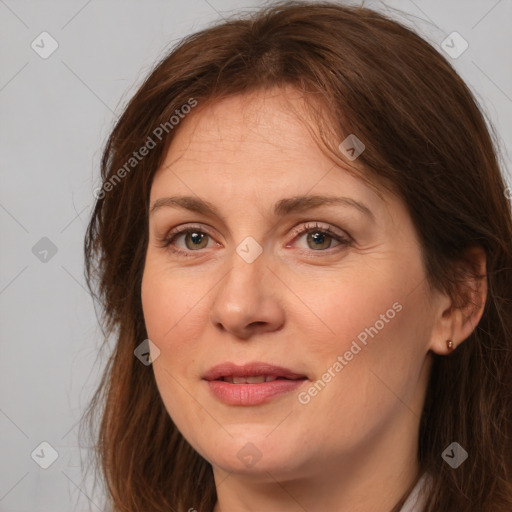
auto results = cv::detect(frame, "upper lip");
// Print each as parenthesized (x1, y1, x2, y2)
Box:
(203, 362, 307, 381)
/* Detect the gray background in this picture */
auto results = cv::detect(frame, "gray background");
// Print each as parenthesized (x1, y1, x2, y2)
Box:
(1, 1, 511, 511)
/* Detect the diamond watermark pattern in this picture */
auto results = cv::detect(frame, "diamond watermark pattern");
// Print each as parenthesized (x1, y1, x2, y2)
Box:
(31, 31, 59, 59)
(236, 236, 263, 264)
(237, 442, 262, 468)
(441, 32, 469, 59)
(32, 237, 58, 263)
(338, 134, 365, 161)
(441, 442, 468, 468)
(134, 339, 161, 365)
(31, 441, 59, 469)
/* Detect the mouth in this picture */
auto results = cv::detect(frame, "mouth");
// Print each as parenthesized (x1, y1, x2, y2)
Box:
(219, 375, 304, 383)
(203, 362, 308, 406)
(202, 362, 308, 382)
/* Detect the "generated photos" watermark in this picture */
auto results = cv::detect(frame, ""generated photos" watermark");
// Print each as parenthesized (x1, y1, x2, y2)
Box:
(298, 301, 403, 404)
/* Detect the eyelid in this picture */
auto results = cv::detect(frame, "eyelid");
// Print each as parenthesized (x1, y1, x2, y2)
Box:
(288, 221, 351, 244)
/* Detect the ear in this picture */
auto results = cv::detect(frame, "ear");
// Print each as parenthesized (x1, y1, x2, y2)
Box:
(428, 246, 487, 355)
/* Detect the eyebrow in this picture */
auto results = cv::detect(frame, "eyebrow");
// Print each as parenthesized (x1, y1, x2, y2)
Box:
(149, 194, 374, 221)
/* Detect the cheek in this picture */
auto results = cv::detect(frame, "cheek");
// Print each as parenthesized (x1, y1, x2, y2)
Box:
(295, 261, 430, 415)
(288, 264, 406, 361)
(141, 260, 216, 393)
(141, 262, 200, 343)
(141, 265, 205, 429)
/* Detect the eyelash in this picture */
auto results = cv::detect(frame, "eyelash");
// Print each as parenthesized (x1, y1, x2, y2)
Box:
(157, 222, 352, 258)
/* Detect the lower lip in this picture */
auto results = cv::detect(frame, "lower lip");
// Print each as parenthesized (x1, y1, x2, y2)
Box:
(205, 379, 307, 406)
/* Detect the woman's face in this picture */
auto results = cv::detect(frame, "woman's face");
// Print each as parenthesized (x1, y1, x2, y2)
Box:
(141, 87, 442, 481)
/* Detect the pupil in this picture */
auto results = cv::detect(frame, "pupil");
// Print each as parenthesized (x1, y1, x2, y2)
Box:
(309, 231, 330, 250)
(188, 232, 205, 249)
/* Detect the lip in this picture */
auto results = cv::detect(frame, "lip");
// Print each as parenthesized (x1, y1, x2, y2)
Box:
(203, 362, 307, 381)
(203, 362, 308, 406)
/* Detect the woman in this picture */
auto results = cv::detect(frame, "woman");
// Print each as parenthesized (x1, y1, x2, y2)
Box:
(83, 2, 512, 511)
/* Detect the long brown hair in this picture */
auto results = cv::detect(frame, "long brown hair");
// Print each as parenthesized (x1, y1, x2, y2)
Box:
(82, 2, 512, 510)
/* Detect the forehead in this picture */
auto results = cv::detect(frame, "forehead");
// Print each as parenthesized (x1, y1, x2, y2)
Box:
(164, 88, 325, 167)
(152, 88, 380, 203)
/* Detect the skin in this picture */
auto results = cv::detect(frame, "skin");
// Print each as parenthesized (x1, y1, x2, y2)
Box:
(141, 87, 486, 512)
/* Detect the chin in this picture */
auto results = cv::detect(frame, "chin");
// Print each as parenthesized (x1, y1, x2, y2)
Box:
(195, 433, 307, 477)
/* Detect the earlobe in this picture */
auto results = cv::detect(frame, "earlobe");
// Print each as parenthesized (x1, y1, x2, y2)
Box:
(429, 246, 487, 355)
(428, 303, 463, 356)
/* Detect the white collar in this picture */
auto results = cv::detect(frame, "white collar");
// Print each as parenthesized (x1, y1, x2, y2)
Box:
(399, 472, 432, 512)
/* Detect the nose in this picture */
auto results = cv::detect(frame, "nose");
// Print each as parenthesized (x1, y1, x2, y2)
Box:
(209, 246, 286, 340)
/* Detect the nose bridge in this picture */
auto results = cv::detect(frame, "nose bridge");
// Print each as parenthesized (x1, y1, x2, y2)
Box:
(215, 240, 268, 313)
(209, 238, 284, 337)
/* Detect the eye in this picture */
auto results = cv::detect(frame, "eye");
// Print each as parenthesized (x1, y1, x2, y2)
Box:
(157, 225, 217, 257)
(287, 222, 352, 254)
(157, 222, 352, 257)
